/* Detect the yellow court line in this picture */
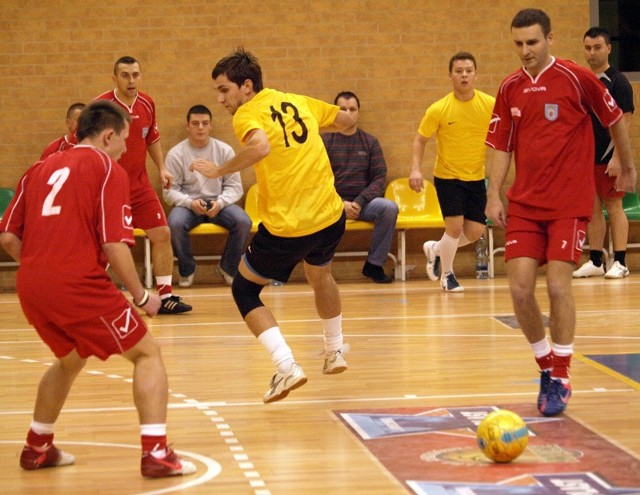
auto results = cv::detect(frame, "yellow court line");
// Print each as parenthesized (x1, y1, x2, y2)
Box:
(575, 353, 640, 391)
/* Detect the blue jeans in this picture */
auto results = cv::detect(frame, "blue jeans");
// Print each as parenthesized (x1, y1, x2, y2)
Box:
(168, 204, 252, 277)
(358, 197, 399, 266)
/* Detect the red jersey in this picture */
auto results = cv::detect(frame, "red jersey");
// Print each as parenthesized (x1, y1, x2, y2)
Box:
(39, 134, 77, 160)
(0, 145, 135, 324)
(94, 90, 160, 197)
(486, 57, 623, 220)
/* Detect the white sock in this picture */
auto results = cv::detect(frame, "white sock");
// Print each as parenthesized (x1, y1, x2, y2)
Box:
(439, 233, 459, 275)
(321, 314, 343, 354)
(530, 337, 552, 359)
(258, 326, 294, 373)
(140, 424, 167, 436)
(552, 343, 574, 357)
(30, 421, 55, 435)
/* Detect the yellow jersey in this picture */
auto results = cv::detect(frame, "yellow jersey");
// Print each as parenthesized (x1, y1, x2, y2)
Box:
(233, 88, 344, 237)
(418, 90, 495, 181)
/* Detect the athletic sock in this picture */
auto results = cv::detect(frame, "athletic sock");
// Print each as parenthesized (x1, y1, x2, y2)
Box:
(321, 314, 343, 354)
(589, 250, 603, 267)
(156, 276, 173, 298)
(551, 343, 573, 381)
(141, 424, 167, 456)
(258, 326, 294, 373)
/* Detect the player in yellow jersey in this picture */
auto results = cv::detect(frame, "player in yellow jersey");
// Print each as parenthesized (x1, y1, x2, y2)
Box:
(191, 49, 355, 403)
(410, 52, 495, 292)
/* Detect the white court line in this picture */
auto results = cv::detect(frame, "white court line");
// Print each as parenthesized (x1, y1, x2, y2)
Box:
(0, 440, 221, 495)
(0, 387, 633, 416)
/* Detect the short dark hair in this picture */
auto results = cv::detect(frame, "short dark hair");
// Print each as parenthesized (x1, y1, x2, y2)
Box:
(113, 56, 139, 75)
(66, 102, 85, 119)
(333, 91, 360, 108)
(187, 104, 212, 122)
(212, 48, 263, 92)
(76, 100, 131, 142)
(511, 8, 552, 37)
(449, 52, 477, 72)
(584, 26, 611, 44)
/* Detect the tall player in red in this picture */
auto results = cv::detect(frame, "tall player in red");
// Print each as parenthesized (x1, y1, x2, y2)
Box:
(96, 56, 191, 314)
(485, 9, 636, 417)
(0, 101, 196, 477)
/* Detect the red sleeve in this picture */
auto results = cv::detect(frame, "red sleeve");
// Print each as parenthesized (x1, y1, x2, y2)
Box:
(580, 68, 624, 128)
(97, 156, 135, 246)
(485, 81, 514, 152)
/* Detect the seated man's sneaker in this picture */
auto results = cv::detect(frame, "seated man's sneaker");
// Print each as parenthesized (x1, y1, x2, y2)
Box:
(573, 260, 605, 278)
(604, 260, 629, 279)
(423, 240, 441, 281)
(362, 261, 393, 284)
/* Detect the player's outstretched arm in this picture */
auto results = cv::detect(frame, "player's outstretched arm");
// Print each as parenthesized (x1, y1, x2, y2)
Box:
(0, 232, 21, 262)
(485, 149, 512, 229)
(103, 242, 161, 316)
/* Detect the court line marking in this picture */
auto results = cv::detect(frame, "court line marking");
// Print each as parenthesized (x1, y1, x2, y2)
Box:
(0, 356, 270, 495)
(0, 440, 220, 495)
(575, 353, 640, 391)
(0, 386, 633, 416)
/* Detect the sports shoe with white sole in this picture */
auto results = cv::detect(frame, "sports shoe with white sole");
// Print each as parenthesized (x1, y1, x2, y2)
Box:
(159, 295, 193, 315)
(423, 240, 441, 281)
(263, 362, 308, 403)
(20, 443, 75, 470)
(572, 260, 605, 278)
(216, 265, 234, 286)
(323, 349, 348, 375)
(141, 447, 197, 478)
(441, 272, 464, 292)
(178, 273, 194, 288)
(604, 260, 629, 279)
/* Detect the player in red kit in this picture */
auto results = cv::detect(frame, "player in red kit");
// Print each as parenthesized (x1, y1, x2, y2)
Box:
(0, 101, 196, 477)
(39, 102, 85, 160)
(95, 56, 191, 314)
(485, 9, 635, 417)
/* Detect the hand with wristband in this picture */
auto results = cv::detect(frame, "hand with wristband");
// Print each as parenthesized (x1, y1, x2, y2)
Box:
(133, 289, 161, 316)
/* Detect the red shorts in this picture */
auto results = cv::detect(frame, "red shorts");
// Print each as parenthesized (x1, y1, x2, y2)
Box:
(22, 292, 148, 360)
(505, 215, 588, 266)
(131, 184, 168, 230)
(595, 164, 625, 200)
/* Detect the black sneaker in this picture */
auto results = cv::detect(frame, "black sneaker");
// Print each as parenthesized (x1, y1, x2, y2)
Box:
(362, 261, 393, 284)
(159, 295, 192, 315)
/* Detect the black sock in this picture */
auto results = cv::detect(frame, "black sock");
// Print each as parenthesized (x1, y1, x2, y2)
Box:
(614, 251, 626, 266)
(589, 250, 603, 267)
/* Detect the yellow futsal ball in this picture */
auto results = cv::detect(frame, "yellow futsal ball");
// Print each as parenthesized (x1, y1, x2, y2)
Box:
(476, 409, 529, 463)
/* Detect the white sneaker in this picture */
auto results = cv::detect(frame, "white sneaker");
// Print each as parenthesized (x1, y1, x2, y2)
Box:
(604, 260, 629, 279)
(216, 265, 234, 286)
(322, 348, 348, 375)
(263, 362, 308, 403)
(423, 240, 440, 281)
(178, 273, 194, 287)
(440, 272, 464, 292)
(572, 260, 605, 278)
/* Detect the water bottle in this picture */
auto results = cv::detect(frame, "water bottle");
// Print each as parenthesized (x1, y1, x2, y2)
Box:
(475, 234, 489, 279)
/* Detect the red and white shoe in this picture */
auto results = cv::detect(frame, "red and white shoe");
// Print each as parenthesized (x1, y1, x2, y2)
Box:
(20, 443, 75, 470)
(141, 447, 197, 478)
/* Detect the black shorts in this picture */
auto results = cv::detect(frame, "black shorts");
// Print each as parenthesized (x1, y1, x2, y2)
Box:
(434, 177, 487, 224)
(244, 211, 346, 283)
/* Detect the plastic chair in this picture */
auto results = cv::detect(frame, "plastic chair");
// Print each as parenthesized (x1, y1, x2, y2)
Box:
(0, 188, 15, 220)
(384, 178, 444, 280)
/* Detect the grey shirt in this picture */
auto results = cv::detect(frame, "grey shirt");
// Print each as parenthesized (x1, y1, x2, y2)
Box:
(163, 137, 243, 209)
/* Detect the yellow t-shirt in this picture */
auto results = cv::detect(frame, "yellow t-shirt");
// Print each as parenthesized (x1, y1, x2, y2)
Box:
(233, 88, 343, 237)
(418, 90, 495, 181)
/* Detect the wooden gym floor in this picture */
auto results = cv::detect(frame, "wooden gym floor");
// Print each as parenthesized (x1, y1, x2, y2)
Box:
(1, 275, 639, 494)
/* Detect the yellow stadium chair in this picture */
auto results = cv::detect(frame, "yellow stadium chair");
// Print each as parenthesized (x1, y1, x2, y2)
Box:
(384, 178, 444, 280)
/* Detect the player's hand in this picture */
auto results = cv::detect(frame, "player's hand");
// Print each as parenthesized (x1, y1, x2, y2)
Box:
(190, 158, 221, 179)
(485, 196, 507, 229)
(605, 157, 621, 177)
(409, 170, 424, 192)
(205, 200, 222, 218)
(142, 294, 161, 317)
(615, 165, 637, 193)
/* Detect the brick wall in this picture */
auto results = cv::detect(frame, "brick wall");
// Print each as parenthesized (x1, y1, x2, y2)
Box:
(1, 0, 638, 284)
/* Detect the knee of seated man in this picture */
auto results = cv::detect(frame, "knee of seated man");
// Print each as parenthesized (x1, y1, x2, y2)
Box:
(232, 273, 265, 318)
